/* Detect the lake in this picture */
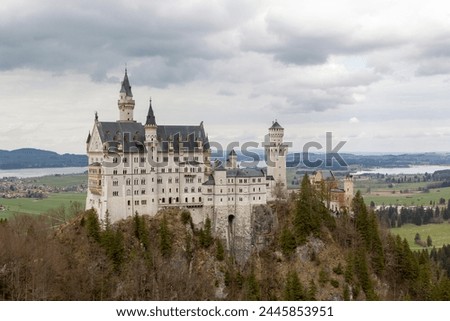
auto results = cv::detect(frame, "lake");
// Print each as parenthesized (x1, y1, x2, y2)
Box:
(0, 167, 87, 178)
(1, 164, 449, 178)
(353, 165, 450, 175)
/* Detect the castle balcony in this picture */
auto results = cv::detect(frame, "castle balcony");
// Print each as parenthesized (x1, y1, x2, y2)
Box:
(88, 163, 102, 195)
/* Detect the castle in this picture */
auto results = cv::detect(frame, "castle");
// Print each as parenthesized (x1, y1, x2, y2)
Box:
(86, 71, 287, 258)
(310, 170, 354, 213)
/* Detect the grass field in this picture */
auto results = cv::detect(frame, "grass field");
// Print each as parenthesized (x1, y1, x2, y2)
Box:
(0, 192, 86, 219)
(390, 223, 450, 251)
(362, 186, 450, 207)
(24, 173, 87, 188)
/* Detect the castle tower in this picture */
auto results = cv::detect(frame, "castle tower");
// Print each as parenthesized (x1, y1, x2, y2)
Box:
(144, 98, 157, 140)
(227, 149, 237, 169)
(344, 175, 354, 208)
(118, 69, 135, 122)
(144, 98, 158, 165)
(144, 98, 159, 214)
(265, 120, 287, 192)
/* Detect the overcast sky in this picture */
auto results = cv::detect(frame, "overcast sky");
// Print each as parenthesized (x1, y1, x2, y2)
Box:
(1, 0, 450, 155)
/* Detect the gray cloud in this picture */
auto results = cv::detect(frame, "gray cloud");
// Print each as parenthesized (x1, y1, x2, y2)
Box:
(2, 0, 450, 154)
(240, 9, 405, 67)
(0, 0, 255, 85)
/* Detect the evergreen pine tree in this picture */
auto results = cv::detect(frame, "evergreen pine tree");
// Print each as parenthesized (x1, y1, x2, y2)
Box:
(199, 217, 213, 248)
(307, 280, 317, 300)
(280, 227, 296, 256)
(215, 239, 225, 261)
(159, 215, 172, 257)
(85, 208, 100, 242)
(294, 174, 320, 244)
(101, 228, 125, 272)
(283, 271, 304, 301)
(245, 271, 260, 300)
(427, 235, 433, 247)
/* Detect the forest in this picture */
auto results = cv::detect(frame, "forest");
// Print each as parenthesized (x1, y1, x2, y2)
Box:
(1, 174, 450, 300)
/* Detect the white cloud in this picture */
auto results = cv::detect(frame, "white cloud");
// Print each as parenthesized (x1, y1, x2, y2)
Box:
(1, 0, 450, 154)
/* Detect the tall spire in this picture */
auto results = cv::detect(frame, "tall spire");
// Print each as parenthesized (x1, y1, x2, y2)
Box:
(118, 69, 135, 121)
(120, 69, 133, 97)
(145, 98, 156, 126)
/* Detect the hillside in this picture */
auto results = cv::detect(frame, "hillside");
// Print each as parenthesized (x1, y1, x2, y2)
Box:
(1, 177, 450, 300)
(0, 148, 87, 169)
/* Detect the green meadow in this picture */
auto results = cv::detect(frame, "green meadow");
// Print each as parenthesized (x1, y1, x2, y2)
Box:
(24, 173, 87, 188)
(0, 192, 86, 219)
(390, 223, 450, 251)
(362, 186, 450, 207)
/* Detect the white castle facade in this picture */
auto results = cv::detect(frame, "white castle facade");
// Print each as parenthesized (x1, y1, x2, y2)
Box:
(86, 71, 287, 254)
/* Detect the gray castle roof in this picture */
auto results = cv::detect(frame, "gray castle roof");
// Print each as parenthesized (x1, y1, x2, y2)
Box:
(120, 70, 133, 97)
(94, 121, 209, 153)
(157, 124, 210, 152)
(270, 121, 283, 129)
(226, 168, 265, 178)
(145, 99, 156, 126)
(203, 175, 215, 186)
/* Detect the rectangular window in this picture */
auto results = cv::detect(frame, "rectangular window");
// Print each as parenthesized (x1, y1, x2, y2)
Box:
(141, 200, 147, 205)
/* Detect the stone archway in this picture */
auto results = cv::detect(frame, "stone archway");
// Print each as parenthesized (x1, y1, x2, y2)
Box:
(227, 214, 235, 254)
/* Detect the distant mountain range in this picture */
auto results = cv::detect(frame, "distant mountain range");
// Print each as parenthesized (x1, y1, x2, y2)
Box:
(230, 149, 450, 170)
(0, 148, 87, 169)
(1, 148, 450, 170)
